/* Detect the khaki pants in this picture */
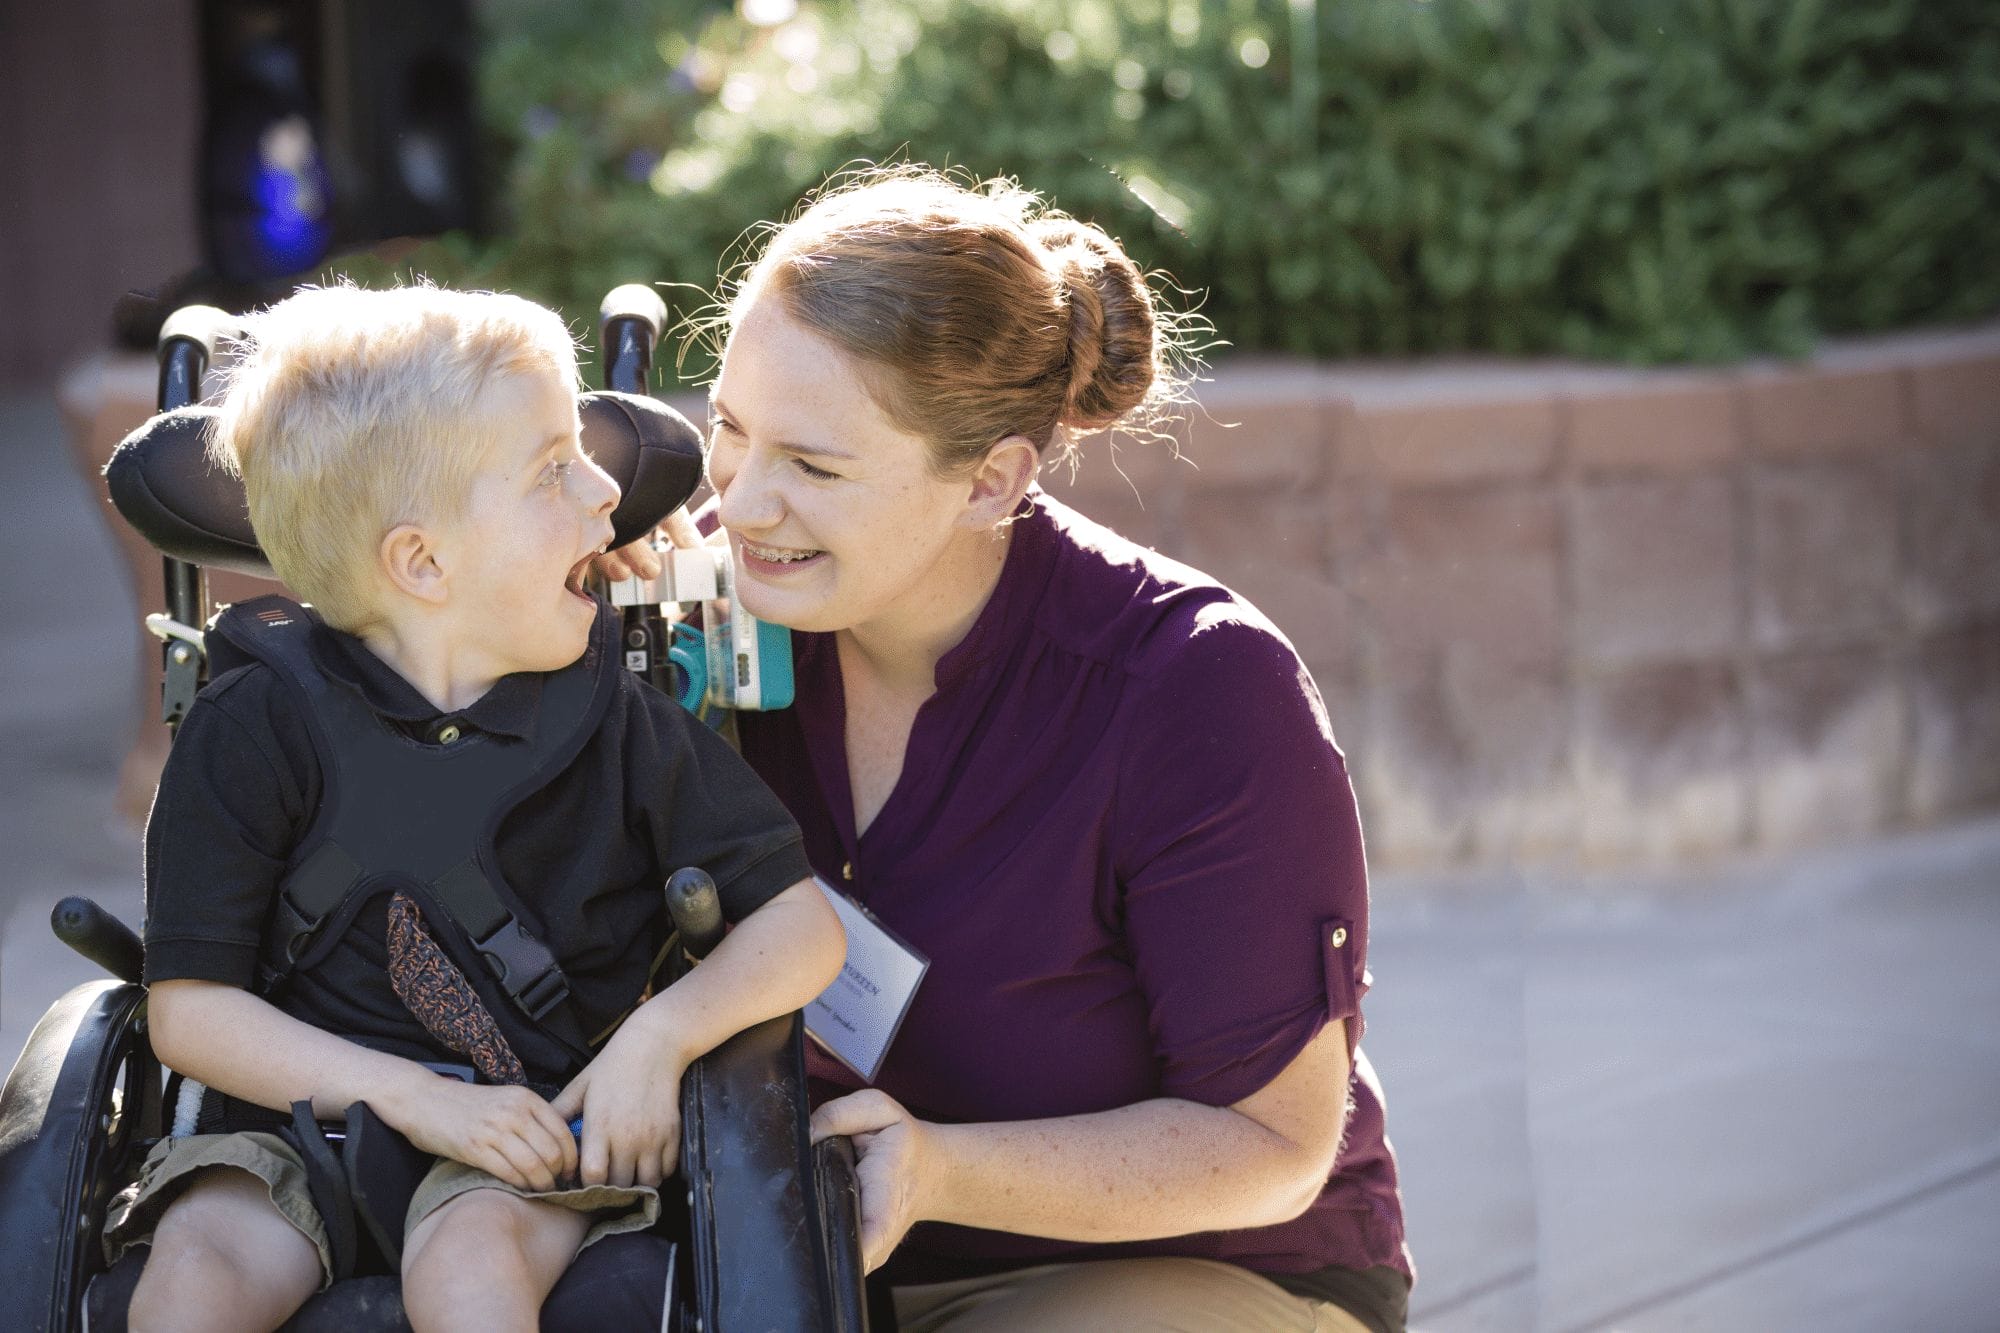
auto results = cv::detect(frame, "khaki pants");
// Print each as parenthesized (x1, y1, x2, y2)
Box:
(893, 1258, 1376, 1333)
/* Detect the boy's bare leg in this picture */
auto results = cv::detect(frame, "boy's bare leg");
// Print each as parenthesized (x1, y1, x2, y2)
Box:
(401, 1188, 592, 1333)
(128, 1166, 322, 1333)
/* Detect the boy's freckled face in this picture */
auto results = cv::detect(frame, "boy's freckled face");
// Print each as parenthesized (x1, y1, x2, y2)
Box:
(437, 369, 621, 676)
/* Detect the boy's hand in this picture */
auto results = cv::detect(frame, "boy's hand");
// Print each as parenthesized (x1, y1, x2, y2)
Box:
(387, 1075, 579, 1193)
(551, 1006, 690, 1190)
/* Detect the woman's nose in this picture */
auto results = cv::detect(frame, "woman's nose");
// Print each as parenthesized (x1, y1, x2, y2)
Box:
(714, 447, 780, 532)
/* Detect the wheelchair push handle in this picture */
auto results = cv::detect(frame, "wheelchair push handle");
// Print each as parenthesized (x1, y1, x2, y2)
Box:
(51, 896, 145, 985)
(666, 867, 725, 962)
(599, 283, 669, 396)
(156, 305, 244, 412)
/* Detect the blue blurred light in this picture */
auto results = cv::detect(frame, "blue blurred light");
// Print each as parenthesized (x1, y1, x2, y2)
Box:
(251, 160, 331, 272)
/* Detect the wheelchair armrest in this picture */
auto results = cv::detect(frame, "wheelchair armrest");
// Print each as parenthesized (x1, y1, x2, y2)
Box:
(52, 897, 146, 985)
(682, 1012, 868, 1332)
(0, 980, 159, 1330)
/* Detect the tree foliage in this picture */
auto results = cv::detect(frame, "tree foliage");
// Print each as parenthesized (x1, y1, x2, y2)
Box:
(330, 0, 2000, 368)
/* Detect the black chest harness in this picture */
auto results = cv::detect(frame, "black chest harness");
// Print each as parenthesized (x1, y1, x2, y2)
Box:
(207, 594, 623, 1064)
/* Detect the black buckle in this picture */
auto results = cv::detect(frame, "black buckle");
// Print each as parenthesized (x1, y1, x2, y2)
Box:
(274, 896, 317, 969)
(475, 918, 570, 1020)
(161, 638, 203, 728)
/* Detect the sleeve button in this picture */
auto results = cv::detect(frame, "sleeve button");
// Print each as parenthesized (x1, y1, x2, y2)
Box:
(1330, 926, 1348, 948)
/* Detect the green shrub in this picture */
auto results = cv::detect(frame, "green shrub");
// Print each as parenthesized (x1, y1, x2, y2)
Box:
(330, 0, 2000, 368)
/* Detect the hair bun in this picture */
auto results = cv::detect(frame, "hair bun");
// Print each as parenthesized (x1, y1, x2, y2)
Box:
(1030, 217, 1158, 432)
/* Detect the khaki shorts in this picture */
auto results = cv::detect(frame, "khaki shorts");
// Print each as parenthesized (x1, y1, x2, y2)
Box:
(103, 1130, 658, 1289)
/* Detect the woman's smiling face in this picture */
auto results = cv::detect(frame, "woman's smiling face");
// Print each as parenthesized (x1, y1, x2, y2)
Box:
(705, 295, 983, 636)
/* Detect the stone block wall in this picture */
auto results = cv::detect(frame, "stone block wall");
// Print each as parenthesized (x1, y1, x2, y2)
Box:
(1040, 324, 2000, 870)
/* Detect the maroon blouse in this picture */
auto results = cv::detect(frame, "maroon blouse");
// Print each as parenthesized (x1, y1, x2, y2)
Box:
(735, 490, 1411, 1285)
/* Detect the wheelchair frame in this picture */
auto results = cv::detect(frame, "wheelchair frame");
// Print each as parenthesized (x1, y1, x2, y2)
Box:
(0, 288, 867, 1332)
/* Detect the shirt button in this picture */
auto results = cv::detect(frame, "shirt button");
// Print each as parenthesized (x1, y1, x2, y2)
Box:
(1330, 926, 1348, 948)
(436, 724, 462, 744)
(841, 861, 853, 882)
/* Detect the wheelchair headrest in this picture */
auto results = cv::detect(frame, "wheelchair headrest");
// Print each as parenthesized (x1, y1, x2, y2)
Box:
(104, 391, 706, 580)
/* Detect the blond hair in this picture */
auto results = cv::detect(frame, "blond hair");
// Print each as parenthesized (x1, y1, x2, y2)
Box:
(210, 284, 579, 628)
(720, 165, 1195, 476)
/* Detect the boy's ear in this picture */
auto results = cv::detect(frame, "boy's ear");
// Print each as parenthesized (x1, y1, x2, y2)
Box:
(379, 524, 449, 605)
(958, 435, 1039, 530)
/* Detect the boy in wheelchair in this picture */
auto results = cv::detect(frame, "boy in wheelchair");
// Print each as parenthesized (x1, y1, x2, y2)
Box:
(100, 284, 845, 1332)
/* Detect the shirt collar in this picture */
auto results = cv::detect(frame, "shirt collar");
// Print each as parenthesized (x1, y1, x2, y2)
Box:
(310, 621, 543, 742)
(930, 488, 1059, 689)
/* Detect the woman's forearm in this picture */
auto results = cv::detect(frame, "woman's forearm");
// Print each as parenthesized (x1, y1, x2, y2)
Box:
(927, 1097, 1332, 1242)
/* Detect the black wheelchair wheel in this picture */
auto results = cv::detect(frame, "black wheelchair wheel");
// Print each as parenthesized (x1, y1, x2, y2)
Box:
(0, 980, 161, 1332)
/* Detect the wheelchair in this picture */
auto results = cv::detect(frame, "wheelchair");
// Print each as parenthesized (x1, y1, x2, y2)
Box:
(0, 288, 869, 1332)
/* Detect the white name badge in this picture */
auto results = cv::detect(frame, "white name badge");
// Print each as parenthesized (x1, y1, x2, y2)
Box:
(805, 878, 928, 1083)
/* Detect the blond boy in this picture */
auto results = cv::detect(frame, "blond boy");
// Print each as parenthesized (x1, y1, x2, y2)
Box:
(104, 285, 842, 1332)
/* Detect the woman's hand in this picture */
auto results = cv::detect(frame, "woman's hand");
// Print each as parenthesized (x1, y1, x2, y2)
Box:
(810, 1089, 942, 1272)
(550, 1007, 691, 1190)
(591, 533, 662, 582)
(590, 509, 718, 582)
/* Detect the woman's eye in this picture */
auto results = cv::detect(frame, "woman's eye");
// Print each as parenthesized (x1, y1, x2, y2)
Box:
(793, 457, 838, 481)
(541, 459, 574, 487)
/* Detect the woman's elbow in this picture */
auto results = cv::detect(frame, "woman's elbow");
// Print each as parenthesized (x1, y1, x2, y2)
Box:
(1245, 1124, 1344, 1227)
(1246, 1154, 1336, 1228)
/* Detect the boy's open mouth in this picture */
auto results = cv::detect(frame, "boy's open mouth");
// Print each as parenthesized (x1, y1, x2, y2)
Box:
(565, 544, 608, 601)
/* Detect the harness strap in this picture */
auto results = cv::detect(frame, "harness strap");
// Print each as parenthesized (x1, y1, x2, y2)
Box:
(212, 594, 617, 1061)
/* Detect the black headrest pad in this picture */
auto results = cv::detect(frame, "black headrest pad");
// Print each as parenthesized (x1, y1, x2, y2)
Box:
(104, 390, 706, 579)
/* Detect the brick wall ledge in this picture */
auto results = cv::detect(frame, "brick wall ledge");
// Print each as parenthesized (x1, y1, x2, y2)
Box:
(1038, 320, 2000, 870)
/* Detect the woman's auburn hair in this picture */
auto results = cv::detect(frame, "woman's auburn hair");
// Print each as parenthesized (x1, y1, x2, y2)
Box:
(716, 165, 1198, 475)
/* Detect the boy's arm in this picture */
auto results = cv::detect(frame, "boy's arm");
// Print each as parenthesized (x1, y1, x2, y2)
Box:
(150, 979, 579, 1191)
(553, 877, 844, 1188)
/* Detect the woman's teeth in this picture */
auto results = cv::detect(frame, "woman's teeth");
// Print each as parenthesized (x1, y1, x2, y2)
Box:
(744, 542, 821, 564)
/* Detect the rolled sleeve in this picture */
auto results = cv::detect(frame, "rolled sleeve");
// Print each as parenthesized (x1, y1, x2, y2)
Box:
(1114, 611, 1370, 1108)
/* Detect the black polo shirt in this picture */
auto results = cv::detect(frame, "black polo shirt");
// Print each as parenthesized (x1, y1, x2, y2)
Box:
(141, 602, 815, 1084)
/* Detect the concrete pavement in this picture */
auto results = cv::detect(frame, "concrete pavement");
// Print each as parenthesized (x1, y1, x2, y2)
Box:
(3, 384, 1997, 1330)
(1359, 822, 2000, 1330)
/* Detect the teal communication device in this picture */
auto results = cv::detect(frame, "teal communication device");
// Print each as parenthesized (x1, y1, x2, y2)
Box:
(607, 540, 794, 717)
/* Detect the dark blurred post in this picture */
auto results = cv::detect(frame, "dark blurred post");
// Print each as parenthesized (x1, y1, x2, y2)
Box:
(198, 0, 482, 285)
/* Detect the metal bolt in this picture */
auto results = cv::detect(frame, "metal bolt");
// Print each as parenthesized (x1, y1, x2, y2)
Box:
(171, 644, 191, 664)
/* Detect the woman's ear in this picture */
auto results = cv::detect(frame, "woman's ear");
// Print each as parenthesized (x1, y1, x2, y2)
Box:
(959, 435, 1040, 529)
(379, 523, 449, 605)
